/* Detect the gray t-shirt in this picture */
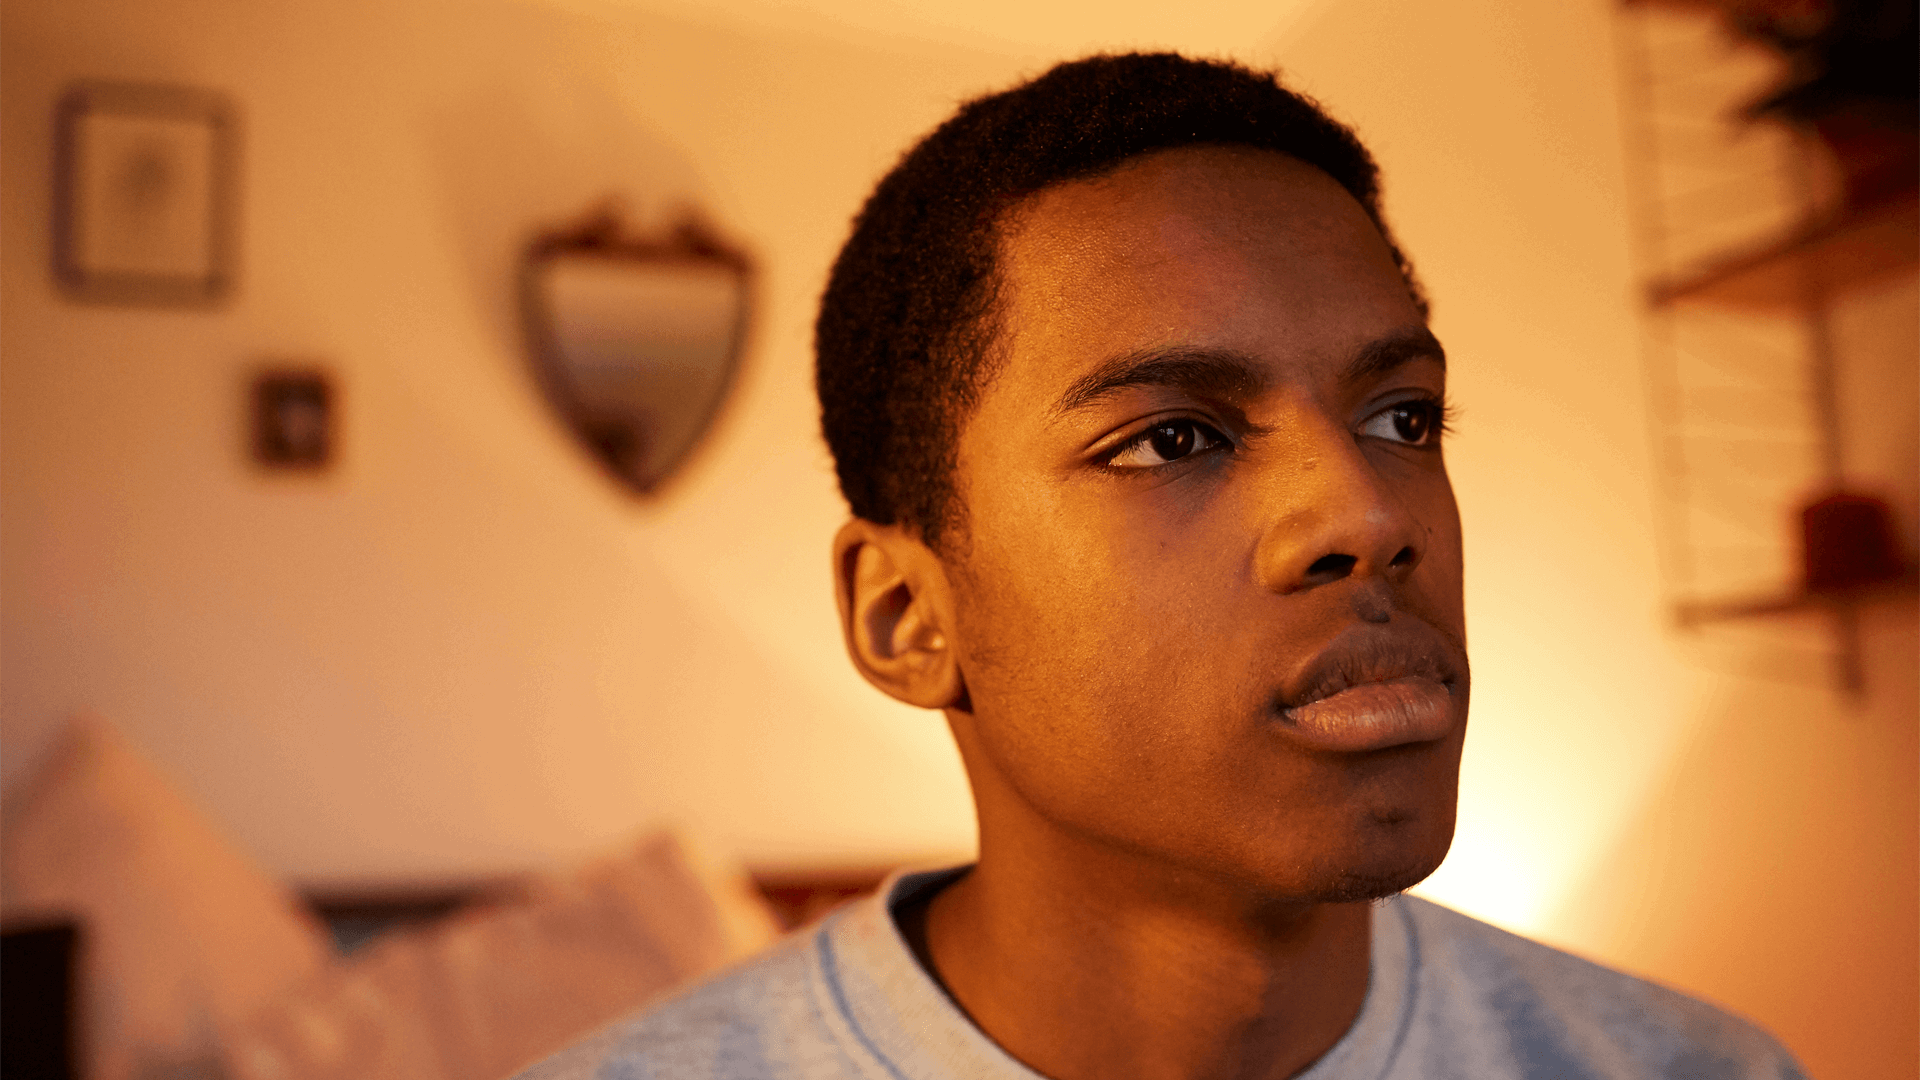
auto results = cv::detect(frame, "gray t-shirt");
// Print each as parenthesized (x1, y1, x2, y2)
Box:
(517, 868, 1806, 1080)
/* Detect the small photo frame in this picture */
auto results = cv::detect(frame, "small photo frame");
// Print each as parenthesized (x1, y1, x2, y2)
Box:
(251, 370, 334, 470)
(54, 81, 237, 305)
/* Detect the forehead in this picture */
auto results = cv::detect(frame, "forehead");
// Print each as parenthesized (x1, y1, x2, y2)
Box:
(989, 145, 1418, 381)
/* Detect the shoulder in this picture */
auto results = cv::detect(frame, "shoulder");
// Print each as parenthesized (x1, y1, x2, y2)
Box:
(1391, 896, 1806, 1080)
(511, 928, 865, 1080)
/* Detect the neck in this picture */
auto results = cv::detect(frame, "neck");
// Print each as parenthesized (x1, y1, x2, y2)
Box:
(910, 824, 1373, 1080)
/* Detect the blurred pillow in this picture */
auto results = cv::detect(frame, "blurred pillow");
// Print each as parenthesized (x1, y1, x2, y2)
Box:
(226, 831, 779, 1080)
(0, 713, 332, 1080)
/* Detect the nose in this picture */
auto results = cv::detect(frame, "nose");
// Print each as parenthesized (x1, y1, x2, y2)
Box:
(1253, 428, 1426, 596)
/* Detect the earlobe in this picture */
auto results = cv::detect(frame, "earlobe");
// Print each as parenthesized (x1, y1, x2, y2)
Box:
(833, 520, 966, 710)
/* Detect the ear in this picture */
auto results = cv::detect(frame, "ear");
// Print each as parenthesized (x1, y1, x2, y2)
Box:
(832, 518, 966, 710)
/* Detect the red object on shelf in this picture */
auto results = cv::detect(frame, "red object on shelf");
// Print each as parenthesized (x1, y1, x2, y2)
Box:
(1811, 109, 1918, 212)
(1801, 491, 1906, 591)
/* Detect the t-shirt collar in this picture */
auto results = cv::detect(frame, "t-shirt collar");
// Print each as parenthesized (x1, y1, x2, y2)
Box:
(816, 865, 1414, 1080)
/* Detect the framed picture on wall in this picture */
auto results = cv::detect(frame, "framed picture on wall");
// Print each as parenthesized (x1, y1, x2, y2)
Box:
(53, 81, 238, 306)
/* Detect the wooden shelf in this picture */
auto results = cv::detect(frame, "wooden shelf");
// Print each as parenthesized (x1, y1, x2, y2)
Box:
(1648, 191, 1919, 311)
(1675, 573, 1918, 628)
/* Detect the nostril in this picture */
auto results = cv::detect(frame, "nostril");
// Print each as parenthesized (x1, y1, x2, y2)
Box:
(1389, 545, 1418, 568)
(1303, 553, 1357, 586)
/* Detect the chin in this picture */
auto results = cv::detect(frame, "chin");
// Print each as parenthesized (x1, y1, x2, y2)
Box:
(1277, 808, 1456, 904)
(1314, 865, 1439, 904)
(1326, 828, 1453, 902)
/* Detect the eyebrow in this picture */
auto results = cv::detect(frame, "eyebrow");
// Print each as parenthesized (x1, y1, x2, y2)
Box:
(1049, 348, 1267, 419)
(1049, 326, 1447, 419)
(1344, 326, 1447, 383)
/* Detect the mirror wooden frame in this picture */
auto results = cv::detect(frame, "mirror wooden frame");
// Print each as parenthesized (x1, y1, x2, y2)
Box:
(518, 205, 753, 497)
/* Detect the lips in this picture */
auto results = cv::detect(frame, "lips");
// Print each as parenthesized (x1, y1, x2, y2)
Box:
(1279, 677, 1454, 753)
(1273, 628, 1465, 753)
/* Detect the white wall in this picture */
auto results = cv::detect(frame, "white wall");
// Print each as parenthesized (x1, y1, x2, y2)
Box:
(2, 0, 1019, 880)
(3, 0, 1913, 1073)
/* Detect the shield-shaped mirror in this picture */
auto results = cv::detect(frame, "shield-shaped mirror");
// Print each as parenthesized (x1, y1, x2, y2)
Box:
(520, 206, 752, 496)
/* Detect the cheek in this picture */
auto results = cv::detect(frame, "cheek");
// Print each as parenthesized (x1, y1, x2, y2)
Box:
(955, 533, 1163, 720)
(950, 505, 1258, 794)
(1414, 479, 1467, 629)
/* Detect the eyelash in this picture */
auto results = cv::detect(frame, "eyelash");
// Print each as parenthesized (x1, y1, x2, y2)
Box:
(1099, 395, 1453, 472)
(1359, 396, 1454, 449)
(1102, 418, 1233, 470)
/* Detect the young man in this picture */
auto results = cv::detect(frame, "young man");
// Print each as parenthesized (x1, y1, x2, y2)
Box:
(525, 54, 1804, 1080)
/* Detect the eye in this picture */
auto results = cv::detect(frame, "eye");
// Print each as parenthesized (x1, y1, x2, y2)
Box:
(1106, 419, 1230, 469)
(1358, 399, 1447, 447)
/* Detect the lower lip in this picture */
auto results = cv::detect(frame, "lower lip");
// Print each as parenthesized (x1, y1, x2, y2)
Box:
(1278, 677, 1455, 753)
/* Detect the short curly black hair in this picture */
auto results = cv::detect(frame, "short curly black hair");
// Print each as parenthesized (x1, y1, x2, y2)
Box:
(815, 52, 1425, 550)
